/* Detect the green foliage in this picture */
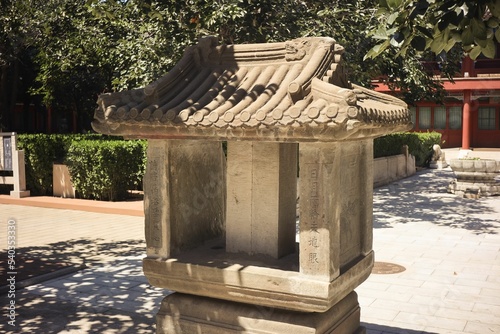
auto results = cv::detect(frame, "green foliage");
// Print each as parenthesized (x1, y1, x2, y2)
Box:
(65, 140, 146, 201)
(17, 134, 65, 195)
(367, 0, 500, 60)
(2, 0, 470, 125)
(374, 132, 442, 167)
(16, 133, 138, 197)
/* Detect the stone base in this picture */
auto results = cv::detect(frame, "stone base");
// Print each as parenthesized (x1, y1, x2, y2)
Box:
(157, 292, 365, 334)
(429, 160, 448, 169)
(10, 190, 30, 198)
(448, 181, 500, 198)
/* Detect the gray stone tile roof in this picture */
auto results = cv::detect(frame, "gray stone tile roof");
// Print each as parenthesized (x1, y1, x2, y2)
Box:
(93, 37, 411, 141)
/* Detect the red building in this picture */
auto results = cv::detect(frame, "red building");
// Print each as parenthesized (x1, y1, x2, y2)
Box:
(374, 50, 500, 149)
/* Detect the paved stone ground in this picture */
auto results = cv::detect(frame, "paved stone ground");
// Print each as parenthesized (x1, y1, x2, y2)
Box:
(357, 168, 500, 334)
(0, 208, 163, 333)
(0, 167, 499, 333)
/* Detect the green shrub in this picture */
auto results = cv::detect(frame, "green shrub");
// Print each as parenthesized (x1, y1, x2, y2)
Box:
(374, 132, 442, 167)
(65, 140, 146, 201)
(17, 134, 65, 195)
(16, 133, 138, 197)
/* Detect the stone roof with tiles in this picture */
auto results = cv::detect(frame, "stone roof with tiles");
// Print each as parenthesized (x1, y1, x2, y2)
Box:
(92, 36, 411, 142)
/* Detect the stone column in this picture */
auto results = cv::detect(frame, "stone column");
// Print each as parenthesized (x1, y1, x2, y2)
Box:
(298, 142, 341, 280)
(298, 140, 373, 280)
(10, 149, 30, 198)
(226, 141, 297, 259)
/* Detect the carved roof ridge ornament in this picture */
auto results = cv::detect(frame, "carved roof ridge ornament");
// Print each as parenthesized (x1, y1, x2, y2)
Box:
(93, 36, 411, 141)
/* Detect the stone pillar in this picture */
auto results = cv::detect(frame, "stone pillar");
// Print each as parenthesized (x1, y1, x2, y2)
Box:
(10, 149, 30, 198)
(143, 139, 226, 258)
(226, 141, 297, 259)
(299, 142, 341, 280)
(298, 140, 373, 280)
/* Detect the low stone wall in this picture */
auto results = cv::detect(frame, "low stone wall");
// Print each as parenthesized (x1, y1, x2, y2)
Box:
(373, 153, 416, 188)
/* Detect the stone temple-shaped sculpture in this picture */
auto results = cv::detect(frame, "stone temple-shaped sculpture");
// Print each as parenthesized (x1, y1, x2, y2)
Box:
(93, 37, 411, 333)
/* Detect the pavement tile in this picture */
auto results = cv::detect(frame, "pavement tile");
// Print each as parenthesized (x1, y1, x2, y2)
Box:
(393, 312, 467, 331)
(408, 294, 475, 312)
(463, 321, 500, 334)
(434, 306, 500, 324)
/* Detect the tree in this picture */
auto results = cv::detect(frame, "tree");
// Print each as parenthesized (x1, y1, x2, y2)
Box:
(1, 0, 462, 131)
(0, 0, 40, 130)
(366, 0, 500, 60)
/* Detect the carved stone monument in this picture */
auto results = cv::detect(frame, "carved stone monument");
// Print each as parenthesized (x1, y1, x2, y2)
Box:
(429, 144, 448, 169)
(0, 132, 30, 198)
(448, 159, 500, 198)
(93, 37, 411, 333)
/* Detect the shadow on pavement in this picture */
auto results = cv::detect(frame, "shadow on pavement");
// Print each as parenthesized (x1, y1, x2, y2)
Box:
(0, 238, 165, 334)
(364, 322, 438, 334)
(373, 169, 499, 234)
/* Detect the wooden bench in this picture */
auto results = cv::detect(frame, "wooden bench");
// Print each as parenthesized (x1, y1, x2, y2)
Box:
(0, 132, 30, 198)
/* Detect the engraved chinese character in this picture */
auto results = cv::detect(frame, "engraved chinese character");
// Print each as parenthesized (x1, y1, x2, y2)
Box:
(310, 198, 319, 213)
(308, 253, 319, 263)
(308, 236, 319, 248)
(311, 182, 318, 197)
(310, 169, 317, 179)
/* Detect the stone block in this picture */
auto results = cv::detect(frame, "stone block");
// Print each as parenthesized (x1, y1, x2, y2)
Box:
(53, 164, 76, 198)
(157, 292, 365, 334)
(10, 149, 30, 198)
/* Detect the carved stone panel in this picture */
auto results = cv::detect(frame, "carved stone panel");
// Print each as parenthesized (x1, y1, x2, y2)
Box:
(298, 142, 341, 281)
(144, 139, 226, 258)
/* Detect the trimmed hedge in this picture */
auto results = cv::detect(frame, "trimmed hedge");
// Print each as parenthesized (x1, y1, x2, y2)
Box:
(66, 140, 146, 201)
(17, 134, 66, 196)
(16, 134, 146, 199)
(374, 132, 442, 167)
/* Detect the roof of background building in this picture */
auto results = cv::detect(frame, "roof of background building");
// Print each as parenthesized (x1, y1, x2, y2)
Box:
(93, 36, 411, 142)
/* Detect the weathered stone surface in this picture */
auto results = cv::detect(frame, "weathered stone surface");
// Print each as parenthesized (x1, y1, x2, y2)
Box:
(448, 159, 500, 197)
(373, 153, 416, 187)
(226, 142, 297, 258)
(157, 292, 365, 334)
(429, 144, 448, 169)
(92, 37, 411, 142)
(144, 140, 225, 258)
(53, 164, 76, 198)
(141, 140, 374, 314)
(298, 140, 373, 281)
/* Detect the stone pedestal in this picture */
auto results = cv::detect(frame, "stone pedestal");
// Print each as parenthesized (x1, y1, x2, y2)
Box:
(157, 292, 365, 334)
(448, 159, 500, 197)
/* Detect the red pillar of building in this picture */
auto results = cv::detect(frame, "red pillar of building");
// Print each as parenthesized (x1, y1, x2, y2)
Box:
(462, 90, 471, 149)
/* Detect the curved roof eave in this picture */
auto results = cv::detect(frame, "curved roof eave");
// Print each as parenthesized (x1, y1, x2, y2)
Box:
(92, 36, 412, 141)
